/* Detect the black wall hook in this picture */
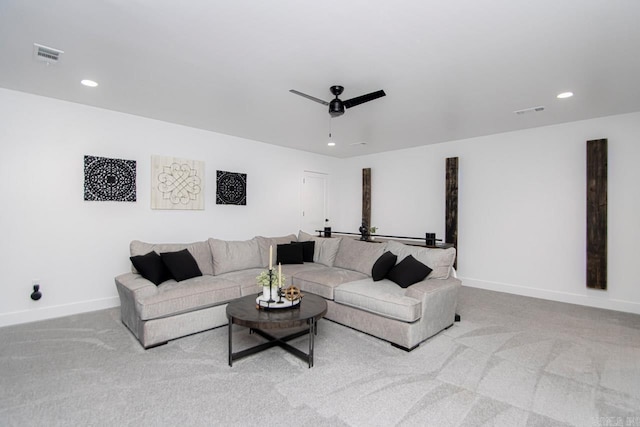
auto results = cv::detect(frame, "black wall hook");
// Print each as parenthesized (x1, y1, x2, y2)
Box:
(31, 284, 42, 301)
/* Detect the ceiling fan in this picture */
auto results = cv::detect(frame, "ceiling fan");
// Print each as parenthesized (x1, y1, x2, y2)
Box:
(289, 85, 386, 118)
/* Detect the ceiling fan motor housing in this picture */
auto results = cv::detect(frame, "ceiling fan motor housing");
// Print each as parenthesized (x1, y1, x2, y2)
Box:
(329, 98, 345, 117)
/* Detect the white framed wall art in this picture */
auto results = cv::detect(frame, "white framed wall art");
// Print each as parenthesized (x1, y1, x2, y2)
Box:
(151, 155, 204, 210)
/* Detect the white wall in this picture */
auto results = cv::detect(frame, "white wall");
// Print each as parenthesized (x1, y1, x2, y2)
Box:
(0, 88, 338, 326)
(339, 112, 640, 314)
(2, 87, 638, 327)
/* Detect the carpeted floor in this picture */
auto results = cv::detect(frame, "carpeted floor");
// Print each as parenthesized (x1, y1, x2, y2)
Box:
(1, 286, 639, 427)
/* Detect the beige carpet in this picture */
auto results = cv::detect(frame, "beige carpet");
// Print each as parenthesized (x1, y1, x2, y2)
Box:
(1, 286, 639, 426)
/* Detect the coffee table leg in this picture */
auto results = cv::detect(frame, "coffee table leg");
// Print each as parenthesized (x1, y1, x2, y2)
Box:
(308, 318, 315, 368)
(228, 319, 233, 367)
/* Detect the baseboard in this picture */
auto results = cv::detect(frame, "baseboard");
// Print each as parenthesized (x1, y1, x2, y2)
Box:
(0, 296, 121, 328)
(460, 277, 640, 315)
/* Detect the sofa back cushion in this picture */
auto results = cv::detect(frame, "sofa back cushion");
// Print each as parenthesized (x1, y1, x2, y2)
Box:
(298, 230, 341, 267)
(208, 237, 263, 275)
(255, 234, 297, 267)
(130, 240, 214, 276)
(333, 238, 387, 276)
(386, 240, 456, 279)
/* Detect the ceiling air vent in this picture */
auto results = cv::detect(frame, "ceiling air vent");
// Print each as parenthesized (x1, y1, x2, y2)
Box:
(33, 43, 64, 64)
(514, 106, 545, 115)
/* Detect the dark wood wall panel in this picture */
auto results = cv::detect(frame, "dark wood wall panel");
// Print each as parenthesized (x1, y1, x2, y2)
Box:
(446, 157, 459, 268)
(362, 168, 371, 229)
(586, 139, 607, 290)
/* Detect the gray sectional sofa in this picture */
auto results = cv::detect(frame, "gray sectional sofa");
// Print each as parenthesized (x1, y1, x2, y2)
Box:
(114, 231, 460, 350)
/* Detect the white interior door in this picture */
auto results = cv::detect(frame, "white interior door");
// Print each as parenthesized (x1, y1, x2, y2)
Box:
(301, 171, 328, 234)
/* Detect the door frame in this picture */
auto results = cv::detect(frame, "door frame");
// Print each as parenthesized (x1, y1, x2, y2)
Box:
(301, 170, 329, 234)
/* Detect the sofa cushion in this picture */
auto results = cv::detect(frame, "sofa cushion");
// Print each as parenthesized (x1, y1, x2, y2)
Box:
(386, 255, 432, 288)
(255, 234, 298, 267)
(291, 241, 315, 262)
(386, 240, 456, 279)
(371, 251, 398, 281)
(292, 267, 368, 300)
(216, 267, 265, 296)
(334, 238, 386, 276)
(160, 249, 203, 282)
(298, 230, 341, 267)
(136, 275, 241, 320)
(277, 243, 304, 264)
(208, 237, 262, 275)
(129, 251, 172, 285)
(334, 279, 422, 322)
(130, 240, 214, 276)
(281, 262, 327, 277)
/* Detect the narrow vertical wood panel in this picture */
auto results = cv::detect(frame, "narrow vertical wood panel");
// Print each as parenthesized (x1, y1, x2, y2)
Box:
(445, 157, 459, 268)
(586, 139, 607, 290)
(362, 168, 371, 229)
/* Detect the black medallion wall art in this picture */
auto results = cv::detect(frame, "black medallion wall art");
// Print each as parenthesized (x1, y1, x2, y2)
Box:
(84, 155, 136, 202)
(216, 170, 247, 205)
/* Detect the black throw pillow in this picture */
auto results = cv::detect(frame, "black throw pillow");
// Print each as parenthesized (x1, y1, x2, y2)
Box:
(371, 251, 398, 281)
(130, 251, 172, 286)
(386, 255, 432, 288)
(290, 240, 315, 262)
(160, 249, 202, 282)
(277, 243, 304, 264)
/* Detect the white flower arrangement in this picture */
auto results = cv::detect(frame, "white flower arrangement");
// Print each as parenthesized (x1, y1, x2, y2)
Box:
(256, 270, 285, 288)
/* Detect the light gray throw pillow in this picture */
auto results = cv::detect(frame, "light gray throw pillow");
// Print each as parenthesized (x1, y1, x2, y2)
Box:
(386, 240, 456, 279)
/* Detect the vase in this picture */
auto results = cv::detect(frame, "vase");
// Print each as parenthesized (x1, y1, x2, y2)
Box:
(263, 286, 274, 300)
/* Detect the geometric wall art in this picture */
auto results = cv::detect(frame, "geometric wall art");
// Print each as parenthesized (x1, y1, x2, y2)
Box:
(84, 155, 136, 202)
(151, 156, 204, 210)
(216, 170, 247, 205)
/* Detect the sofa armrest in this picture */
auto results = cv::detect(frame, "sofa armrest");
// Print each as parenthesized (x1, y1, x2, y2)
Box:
(404, 276, 461, 301)
(114, 273, 159, 332)
(115, 273, 158, 297)
(405, 276, 461, 340)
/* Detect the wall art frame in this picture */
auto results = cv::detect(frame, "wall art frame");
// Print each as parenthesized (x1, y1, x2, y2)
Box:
(216, 170, 247, 205)
(151, 155, 204, 210)
(84, 155, 136, 202)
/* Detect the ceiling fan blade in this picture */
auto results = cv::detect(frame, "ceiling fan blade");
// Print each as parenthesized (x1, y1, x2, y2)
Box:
(289, 89, 329, 106)
(343, 90, 386, 109)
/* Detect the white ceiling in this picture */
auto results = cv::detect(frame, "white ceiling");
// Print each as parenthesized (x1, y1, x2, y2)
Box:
(1, 1, 639, 158)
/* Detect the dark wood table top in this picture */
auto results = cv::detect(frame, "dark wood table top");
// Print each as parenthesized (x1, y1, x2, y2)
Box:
(226, 293, 327, 330)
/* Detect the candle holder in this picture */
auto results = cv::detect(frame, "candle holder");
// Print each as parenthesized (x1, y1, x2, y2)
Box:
(267, 269, 275, 303)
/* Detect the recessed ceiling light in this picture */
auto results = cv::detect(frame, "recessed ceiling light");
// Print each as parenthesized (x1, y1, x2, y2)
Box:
(81, 79, 98, 87)
(557, 91, 573, 99)
(327, 141, 336, 147)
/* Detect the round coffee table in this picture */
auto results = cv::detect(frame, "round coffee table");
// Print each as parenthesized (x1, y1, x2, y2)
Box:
(226, 293, 327, 368)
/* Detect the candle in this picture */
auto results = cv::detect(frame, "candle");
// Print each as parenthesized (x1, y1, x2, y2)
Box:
(269, 245, 273, 270)
(278, 263, 282, 288)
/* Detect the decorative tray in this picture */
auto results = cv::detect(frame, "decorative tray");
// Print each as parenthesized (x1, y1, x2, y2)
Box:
(256, 295, 301, 309)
